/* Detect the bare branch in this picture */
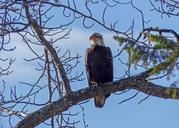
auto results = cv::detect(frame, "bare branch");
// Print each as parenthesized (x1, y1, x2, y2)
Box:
(22, 0, 71, 95)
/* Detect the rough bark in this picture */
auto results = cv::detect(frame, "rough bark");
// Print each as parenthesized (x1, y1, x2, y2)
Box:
(15, 74, 179, 128)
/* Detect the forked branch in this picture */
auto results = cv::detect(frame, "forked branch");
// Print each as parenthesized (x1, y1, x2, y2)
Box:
(22, 0, 71, 95)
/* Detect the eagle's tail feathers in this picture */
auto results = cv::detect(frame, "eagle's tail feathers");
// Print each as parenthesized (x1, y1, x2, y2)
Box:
(94, 95, 106, 108)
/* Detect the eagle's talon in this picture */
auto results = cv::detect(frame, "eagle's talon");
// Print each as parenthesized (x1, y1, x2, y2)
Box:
(91, 81, 98, 87)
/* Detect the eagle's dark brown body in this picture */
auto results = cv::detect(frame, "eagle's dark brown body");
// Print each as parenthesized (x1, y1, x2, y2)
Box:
(85, 45, 113, 108)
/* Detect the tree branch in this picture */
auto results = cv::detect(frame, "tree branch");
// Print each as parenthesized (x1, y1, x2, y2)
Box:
(1, 107, 28, 118)
(143, 27, 179, 41)
(139, 61, 172, 78)
(22, 0, 71, 95)
(15, 74, 179, 128)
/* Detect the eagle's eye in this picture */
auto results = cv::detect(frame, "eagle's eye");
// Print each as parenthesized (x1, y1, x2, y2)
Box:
(89, 35, 96, 40)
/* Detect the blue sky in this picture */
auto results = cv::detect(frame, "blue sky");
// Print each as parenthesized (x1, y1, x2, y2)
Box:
(1, 0, 179, 128)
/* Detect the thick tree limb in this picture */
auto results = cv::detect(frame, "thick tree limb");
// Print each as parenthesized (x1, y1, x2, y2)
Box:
(15, 74, 179, 128)
(22, 0, 71, 95)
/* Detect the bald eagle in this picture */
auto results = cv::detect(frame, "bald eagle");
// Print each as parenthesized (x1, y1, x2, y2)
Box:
(85, 33, 113, 108)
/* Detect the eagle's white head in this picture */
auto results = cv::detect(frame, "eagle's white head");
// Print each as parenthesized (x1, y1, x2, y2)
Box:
(89, 33, 105, 47)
